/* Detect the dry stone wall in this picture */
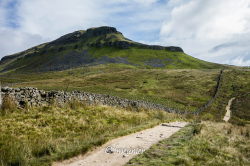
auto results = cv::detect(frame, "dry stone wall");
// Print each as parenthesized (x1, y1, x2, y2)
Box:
(1, 87, 180, 114)
(193, 69, 224, 114)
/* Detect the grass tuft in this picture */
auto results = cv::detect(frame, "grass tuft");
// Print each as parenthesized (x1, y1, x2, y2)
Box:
(1, 95, 17, 115)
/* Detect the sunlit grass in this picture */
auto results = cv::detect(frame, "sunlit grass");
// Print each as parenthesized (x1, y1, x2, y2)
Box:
(202, 69, 250, 122)
(1, 65, 220, 112)
(0, 101, 182, 165)
(127, 121, 250, 166)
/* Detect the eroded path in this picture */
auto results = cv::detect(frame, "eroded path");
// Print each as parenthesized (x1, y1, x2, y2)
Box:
(223, 97, 235, 122)
(54, 121, 188, 166)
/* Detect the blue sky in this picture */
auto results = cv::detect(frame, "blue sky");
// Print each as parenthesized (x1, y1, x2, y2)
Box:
(0, 0, 250, 66)
(4, 0, 19, 28)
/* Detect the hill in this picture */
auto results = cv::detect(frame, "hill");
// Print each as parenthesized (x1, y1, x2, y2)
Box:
(0, 27, 249, 166)
(0, 26, 222, 73)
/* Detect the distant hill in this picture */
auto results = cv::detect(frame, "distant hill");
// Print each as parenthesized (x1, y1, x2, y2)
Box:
(0, 26, 223, 72)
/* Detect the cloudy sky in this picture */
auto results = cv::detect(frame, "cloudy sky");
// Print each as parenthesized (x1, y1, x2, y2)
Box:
(0, 0, 250, 66)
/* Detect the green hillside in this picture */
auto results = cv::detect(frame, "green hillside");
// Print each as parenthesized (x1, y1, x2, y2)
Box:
(0, 64, 221, 113)
(0, 26, 222, 73)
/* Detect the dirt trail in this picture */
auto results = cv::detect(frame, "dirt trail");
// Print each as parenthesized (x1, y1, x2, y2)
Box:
(53, 121, 188, 166)
(223, 97, 235, 122)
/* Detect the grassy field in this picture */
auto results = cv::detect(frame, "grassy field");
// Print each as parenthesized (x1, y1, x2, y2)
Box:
(0, 64, 220, 112)
(202, 69, 250, 122)
(0, 100, 182, 166)
(231, 93, 250, 125)
(0, 66, 249, 166)
(126, 121, 250, 166)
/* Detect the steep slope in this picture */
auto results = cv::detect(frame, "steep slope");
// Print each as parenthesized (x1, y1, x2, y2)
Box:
(0, 26, 222, 72)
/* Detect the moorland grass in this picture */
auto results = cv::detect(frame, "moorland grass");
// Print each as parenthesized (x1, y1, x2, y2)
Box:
(202, 69, 250, 122)
(230, 93, 250, 125)
(0, 65, 220, 113)
(126, 121, 250, 166)
(0, 100, 182, 166)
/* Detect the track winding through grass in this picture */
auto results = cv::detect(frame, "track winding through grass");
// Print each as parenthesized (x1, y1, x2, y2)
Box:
(53, 121, 188, 166)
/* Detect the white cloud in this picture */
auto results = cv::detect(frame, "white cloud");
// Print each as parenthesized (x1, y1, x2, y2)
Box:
(17, 0, 109, 39)
(160, 0, 250, 66)
(0, 0, 111, 57)
(229, 56, 250, 66)
(0, 0, 8, 25)
(0, 0, 250, 66)
(0, 0, 167, 57)
(16, 0, 162, 39)
(0, 27, 46, 56)
(110, 0, 158, 6)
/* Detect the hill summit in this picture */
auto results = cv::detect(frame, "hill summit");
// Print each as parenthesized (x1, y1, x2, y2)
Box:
(0, 26, 221, 72)
(48, 26, 183, 51)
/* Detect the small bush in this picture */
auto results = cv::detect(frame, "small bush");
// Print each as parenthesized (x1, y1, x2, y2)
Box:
(193, 123, 203, 135)
(1, 95, 17, 115)
(201, 113, 214, 120)
(65, 99, 88, 110)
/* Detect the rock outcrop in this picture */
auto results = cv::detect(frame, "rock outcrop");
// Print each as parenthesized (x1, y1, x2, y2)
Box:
(51, 26, 183, 52)
(88, 40, 183, 52)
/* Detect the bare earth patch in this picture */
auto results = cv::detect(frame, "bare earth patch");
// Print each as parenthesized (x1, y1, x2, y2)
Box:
(223, 97, 235, 122)
(53, 121, 188, 166)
